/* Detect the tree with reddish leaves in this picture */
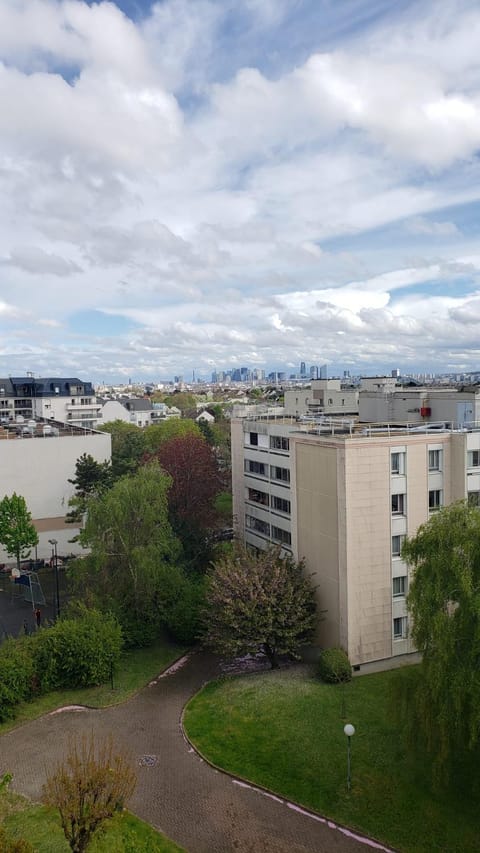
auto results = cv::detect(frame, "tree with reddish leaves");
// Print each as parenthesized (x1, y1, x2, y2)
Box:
(145, 433, 224, 569)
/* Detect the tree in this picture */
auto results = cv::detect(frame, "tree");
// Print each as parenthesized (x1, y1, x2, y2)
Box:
(203, 546, 317, 668)
(143, 418, 200, 454)
(196, 417, 215, 446)
(98, 421, 146, 479)
(0, 493, 38, 573)
(164, 391, 197, 415)
(401, 500, 480, 784)
(66, 453, 112, 525)
(42, 734, 136, 853)
(72, 463, 192, 646)
(146, 433, 223, 568)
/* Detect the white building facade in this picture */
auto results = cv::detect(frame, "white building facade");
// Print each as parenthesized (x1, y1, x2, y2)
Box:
(0, 421, 111, 563)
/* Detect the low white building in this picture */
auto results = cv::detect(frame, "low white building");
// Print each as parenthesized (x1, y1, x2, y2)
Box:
(0, 420, 111, 563)
(98, 398, 181, 428)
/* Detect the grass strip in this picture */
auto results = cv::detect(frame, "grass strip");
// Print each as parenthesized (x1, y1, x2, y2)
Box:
(1, 790, 184, 852)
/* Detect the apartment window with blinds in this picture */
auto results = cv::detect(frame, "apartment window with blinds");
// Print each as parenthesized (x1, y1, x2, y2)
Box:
(391, 451, 406, 475)
(245, 515, 270, 537)
(271, 525, 292, 546)
(272, 495, 291, 514)
(393, 576, 407, 597)
(428, 449, 442, 471)
(467, 449, 480, 467)
(393, 616, 408, 640)
(270, 436, 290, 451)
(429, 489, 443, 511)
(247, 488, 269, 506)
(391, 493, 406, 515)
(392, 534, 406, 557)
(270, 465, 290, 484)
(245, 460, 267, 477)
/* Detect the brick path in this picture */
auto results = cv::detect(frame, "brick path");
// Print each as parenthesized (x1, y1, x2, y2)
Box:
(0, 651, 390, 853)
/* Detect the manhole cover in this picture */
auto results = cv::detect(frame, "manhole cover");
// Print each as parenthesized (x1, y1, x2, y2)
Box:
(138, 755, 158, 767)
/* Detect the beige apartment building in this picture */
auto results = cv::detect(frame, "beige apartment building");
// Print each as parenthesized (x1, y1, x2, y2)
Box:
(231, 416, 480, 668)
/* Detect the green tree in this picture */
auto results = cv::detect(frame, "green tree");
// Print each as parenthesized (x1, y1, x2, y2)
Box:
(203, 546, 317, 668)
(401, 500, 480, 784)
(66, 453, 112, 525)
(143, 418, 200, 454)
(164, 392, 197, 415)
(98, 421, 146, 479)
(0, 493, 38, 573)
(72, 463, 191, 645)
(43, 734, 136, 853)
(197, 417, 215, 445)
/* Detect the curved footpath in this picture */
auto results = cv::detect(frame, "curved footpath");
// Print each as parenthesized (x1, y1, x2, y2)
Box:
(0, 651, 392, 853)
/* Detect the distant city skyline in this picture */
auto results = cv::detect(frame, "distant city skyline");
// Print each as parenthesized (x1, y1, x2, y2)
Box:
(2, 1, 480, 379)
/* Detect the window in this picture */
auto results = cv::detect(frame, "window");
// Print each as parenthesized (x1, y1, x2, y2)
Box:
(468, 491, 480, 507)
(392, 534, 406, 557)
(245, 515, 270, 537)
(249, 432, 258, 446)
(391, 493, 406, 515)
(245, 460, 267, 477)
(429, 489, 443, 511)
(272, 495, 291, 514)
(393, 617, 408, 640)
(393, 576, 407, 597)
(428, 449, 442, 471)
(270, 465, 290, 483)
(271, 525, 292, 546)
(248, 488, 269, 506)
(391, 451, 406, 475)
(270, 436, 290, 451)
(467, 449, 480, 467)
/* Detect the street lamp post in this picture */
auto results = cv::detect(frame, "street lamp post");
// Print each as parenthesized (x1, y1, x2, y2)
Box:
(343, 723, 355, 791)
(48, 539, 60, 619)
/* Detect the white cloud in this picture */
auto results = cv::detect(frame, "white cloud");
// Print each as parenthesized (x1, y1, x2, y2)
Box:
(405, 217, 460, 237)
(1, 0, 480, 378)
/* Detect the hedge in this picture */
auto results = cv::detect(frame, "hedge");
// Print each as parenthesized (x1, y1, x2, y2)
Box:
(316, 647, 352, 684)
(0, 608, 123, 722)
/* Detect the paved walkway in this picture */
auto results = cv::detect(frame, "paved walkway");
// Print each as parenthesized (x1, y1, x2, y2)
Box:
(0, 651, 389, 853)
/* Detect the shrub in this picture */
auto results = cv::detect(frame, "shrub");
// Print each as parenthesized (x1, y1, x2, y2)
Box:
(33, 608, 123, 691)
(0, 638, 35, 722)
(316, 647, 352, 684)
(43, 734, 136, 853)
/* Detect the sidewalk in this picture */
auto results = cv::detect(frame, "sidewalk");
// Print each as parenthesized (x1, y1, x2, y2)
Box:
(0, 651, 387, 853)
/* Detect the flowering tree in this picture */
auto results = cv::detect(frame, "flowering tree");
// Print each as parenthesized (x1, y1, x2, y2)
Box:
(203, 546, 317, 668)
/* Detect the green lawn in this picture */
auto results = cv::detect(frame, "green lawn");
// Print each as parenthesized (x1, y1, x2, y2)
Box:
(0, 640, 185, 735)
(1, 790, 184, 852)
(214, 491, 232, 519)
(184, 666, 479, 853)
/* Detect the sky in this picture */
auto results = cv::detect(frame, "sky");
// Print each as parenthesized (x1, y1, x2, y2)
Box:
(2, 0, 480, 382)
